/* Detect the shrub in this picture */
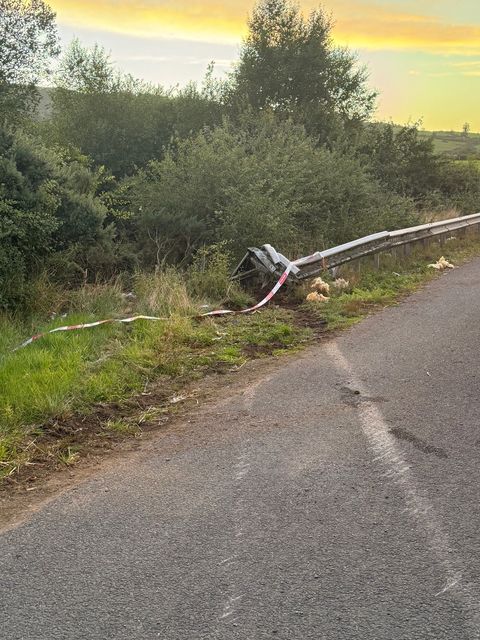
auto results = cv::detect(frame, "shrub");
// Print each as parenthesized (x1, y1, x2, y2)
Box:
(0, 126, 114, 309)
(188, 243, 253, 308)
(125, 113, 416, 265)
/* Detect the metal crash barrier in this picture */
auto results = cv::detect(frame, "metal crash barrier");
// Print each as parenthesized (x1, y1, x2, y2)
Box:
(232, 212, 480, 283)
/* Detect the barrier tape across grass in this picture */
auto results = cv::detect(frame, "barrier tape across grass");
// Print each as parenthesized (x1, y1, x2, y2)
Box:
(13, 263, 294, 352)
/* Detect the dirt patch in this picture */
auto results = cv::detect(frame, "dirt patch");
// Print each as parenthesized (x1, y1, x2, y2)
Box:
(242, 341, 286, 357)
(1, 375, 180, 488)
(291, 308, 329, 336)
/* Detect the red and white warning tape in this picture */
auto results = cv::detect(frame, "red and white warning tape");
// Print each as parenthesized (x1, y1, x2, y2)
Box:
(201, 262, 293, 317)
(13, 315, 166, 351)
(12, 263, 293, 352)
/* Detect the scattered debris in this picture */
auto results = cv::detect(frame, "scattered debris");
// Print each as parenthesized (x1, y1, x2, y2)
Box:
(306, 292, 330, 303)
(333, 278, 350, 291)
(169, 394, 188, 404)
(428, 256, 455, 270)
(438, 256, 455, 269)
(310, 277, 330, 296)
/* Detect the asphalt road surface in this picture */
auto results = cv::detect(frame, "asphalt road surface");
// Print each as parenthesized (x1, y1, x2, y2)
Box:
(2, 259, 480, 640)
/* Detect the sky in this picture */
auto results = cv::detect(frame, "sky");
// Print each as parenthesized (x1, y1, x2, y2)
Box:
(49, 0, 480, 131)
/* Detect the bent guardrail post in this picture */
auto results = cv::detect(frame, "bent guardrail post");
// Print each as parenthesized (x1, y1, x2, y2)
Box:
(232, 244, 301, 283)
(232, 212, 480, 283)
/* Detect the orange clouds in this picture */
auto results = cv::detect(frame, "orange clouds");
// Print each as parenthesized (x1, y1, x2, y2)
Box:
(49, 0, 248, 42)
(49, 0, 480, 55)
(331, 3, 480, 55)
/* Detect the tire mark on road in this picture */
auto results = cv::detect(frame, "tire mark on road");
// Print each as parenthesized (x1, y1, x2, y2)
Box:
(328, 341, 480, 639)
(218, 381, 267, 629)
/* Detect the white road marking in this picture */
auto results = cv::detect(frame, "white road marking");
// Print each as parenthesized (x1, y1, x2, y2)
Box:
(436, 579, 460, 597)
(219, 385, 263, 624)
(327, 341, 480, 638)
(221, 595, 244, 619)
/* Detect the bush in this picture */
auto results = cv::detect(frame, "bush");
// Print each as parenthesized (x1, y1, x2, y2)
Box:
(43, 41, 224, 176)
(124, 113, 415, 264)
(436, 161, 480, 214)
(0, 126, 114, 309)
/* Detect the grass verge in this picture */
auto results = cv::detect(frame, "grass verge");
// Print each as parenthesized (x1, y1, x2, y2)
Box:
(1, 233, 480, 485)
(0, 296, 309, 481)
(300, 233, 480, 330)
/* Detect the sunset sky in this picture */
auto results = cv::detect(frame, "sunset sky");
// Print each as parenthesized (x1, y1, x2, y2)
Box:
(48, 0, 480, 131)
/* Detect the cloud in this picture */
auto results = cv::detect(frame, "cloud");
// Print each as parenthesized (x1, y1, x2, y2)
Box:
(49, 0, 248, 43)
(49, 0, 480, 56)
(326, 1, 480, 55)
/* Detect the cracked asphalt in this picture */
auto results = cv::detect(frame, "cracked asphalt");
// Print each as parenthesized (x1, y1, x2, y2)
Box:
(1, 259, 480, 639)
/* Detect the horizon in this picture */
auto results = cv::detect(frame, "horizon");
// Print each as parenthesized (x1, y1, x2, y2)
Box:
(48, 0, 480, 132)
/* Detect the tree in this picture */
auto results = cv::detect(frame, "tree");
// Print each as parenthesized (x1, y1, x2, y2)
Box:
(0, 125, 115, 309)
(0, 0, 59, 121)
(227, 0, 376, 143)
(47, 40, 168, 175)
(462, 122, 470, 138)
(358, 122, 441, 202)
(46, 40, 224, 176)
(123, 113, 413, 266)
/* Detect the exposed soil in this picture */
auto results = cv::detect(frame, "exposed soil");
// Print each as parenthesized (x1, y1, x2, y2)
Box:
(291, 308, 329, 336)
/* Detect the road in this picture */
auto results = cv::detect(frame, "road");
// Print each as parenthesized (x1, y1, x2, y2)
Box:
(2, 259, 480, 639)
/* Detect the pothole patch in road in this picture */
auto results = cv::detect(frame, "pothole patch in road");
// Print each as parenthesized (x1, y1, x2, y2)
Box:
(339, 386, 388, 407)
(389, 426, 448, 459)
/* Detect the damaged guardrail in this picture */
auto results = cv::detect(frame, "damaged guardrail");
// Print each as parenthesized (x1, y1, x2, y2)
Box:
(232, 212, 480, 283)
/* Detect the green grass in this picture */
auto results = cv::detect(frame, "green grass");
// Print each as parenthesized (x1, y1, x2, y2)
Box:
(418, 129, 480, 158)
(0, 294, 308, 478)
(302, 234, 480, 330)
(2, 234, 480, 481)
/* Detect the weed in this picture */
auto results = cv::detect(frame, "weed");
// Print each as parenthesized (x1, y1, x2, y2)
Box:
(103, 419, 140, 436)
(57, 447, 80, 466)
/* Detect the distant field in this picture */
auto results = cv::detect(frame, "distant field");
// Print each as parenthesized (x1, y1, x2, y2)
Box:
(419, 129, 480, 158)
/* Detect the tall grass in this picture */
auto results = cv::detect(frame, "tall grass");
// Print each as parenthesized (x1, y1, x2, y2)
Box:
(0, 263, 300, 477)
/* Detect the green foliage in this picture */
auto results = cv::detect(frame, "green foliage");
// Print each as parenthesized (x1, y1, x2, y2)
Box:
(0, 125, 114, 309)
(359, 122, 441, 201)
(44, 40, 224, 176)
(133, 269, 196, 318)
(0, 0, 59, 122)
(434, 160, 480, 214)
(228, 0, 376, 142)
(358, 122, 480, 215)
(124, 114, 414, 263)
(188, 243, 253, 307)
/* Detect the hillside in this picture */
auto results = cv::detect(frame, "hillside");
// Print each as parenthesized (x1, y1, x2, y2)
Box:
(419, 129, 480, 159)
